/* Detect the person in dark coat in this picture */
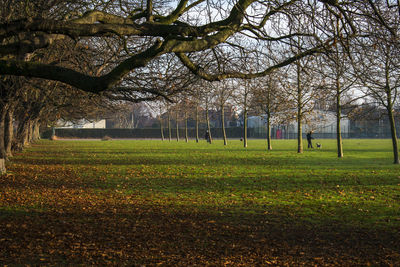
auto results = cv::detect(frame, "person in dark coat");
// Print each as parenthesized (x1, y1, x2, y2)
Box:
(306, 130, 314, 148)
(205, 130, 210, 143)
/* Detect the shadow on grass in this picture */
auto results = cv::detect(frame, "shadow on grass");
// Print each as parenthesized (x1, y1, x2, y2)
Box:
(3, 165, 399, 193)
(3, 141, 399, 264)
(0, 205, 399, 265)
(11, 150, 396, 169)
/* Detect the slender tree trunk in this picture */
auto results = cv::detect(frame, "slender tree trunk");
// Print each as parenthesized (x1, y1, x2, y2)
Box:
(206, 99, 212, 144)
(167, 110, 171, 141)
(176, 112, 179, 142)
(296, 61, 303, 153)
(221, 104, 227, 145)
(387, 102, 399, 164)
(243, 109, 248, 148)
(297, 116, 303, 153)
(336, 79, 343, 158)
(384, 57, 399, 164)
(160, 117, 164, 141)
(185, 112, 188, 143)
(4, 106, 14, 158)
(266, 108, 272, 150)
(334, 21, 343, 158)
(195, 105, 199, 143)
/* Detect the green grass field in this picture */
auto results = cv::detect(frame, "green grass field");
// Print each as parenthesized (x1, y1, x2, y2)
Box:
(1, 139, 399, 265)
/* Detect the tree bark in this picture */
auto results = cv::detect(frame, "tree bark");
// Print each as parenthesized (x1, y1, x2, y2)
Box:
(221, 104, 228, 145)
(296, 61, 303, 153)
(195, 105, 199, 143)
(160, 117, 164, 141)
(4, 106, 14, 158)
(185, 112, 188, 143)
(0, 105, 7, 173)
(15, 118, 31, 151)
(206, 99, 212, 144)
(387, 101, 399, 164)
(266, 109, 272, 150)
(176, 111, 179, 142)
(384, 55, 399, 164)
(336, 78, 343, 158)
(131, 110, 135, 129)
(297, 116, 303, 153)
(30, 119, 40, 142)
(146, 0, 154, 22)
(206, 105, 212, 144)
(243, 108, 248, 148)
(167, 109, 171, 141)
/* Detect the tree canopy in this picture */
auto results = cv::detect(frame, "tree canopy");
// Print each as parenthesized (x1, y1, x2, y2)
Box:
(0, 0, 349, 97)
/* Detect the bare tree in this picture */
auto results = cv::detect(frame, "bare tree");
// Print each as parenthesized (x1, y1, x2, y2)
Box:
(204, 89, 213, 144)
(352, 32, 400, 164)
(234, 79, 252, 148)
(1, 1, 340, 95)
(213, 80, 235, 146)
(319, 19, 359, 158)
(282, 56, 321, 153)
(251, 73, 285, 150)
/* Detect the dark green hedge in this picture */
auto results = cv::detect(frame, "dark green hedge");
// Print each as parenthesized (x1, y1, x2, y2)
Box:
(41, 127, 378, 139)
(42, 127, 262, 139)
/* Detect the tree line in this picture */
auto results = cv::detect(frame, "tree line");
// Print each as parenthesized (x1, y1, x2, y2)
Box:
(1, 0, 400, 174)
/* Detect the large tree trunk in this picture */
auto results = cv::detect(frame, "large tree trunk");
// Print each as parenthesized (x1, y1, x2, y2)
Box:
(4, 106, 14, 158)
(0, 105, 7, 174)
(29, 119, 40, 143)
(266, 109, 272, 150)
(33, 121, 40, 142)
(336, 80, 343, 158)
(15, 117, 31, 151)
(221, 104, 227, 146)
(387, 103, 399, 164)
(243, 109, 248, 148)
(27, 121, 33, 143)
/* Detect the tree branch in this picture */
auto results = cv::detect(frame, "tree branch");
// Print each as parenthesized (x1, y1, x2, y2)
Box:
(0, 40, 165, 93)
(176, 41, 330, 81)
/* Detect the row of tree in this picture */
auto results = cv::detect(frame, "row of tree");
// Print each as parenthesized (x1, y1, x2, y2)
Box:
(151, 42, 399, 162)
(1, 0, 400, 174)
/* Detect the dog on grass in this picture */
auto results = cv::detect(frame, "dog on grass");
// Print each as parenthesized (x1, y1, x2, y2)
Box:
(316, 142, 322, 149)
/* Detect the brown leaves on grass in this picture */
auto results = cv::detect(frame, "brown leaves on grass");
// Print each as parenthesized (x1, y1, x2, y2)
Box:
(1, 147, 400, 265)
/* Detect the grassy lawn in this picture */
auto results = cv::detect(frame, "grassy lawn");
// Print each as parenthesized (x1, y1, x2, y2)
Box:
(1, 139, 399, 265)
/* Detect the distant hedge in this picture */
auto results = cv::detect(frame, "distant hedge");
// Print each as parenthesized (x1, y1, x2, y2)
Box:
(42, 127, 249, 139)
(41, 127, 372, 139)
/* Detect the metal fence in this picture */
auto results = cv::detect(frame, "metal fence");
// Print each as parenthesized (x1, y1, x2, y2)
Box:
(43, 126, 399, 139)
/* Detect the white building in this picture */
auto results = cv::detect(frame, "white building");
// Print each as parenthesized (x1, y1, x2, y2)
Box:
(247, 110, 350, 138)
(56, 119, 106, 129)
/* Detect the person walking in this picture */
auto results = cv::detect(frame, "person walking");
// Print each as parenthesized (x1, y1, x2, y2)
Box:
(205, 130, 210, 143)
(306, 130, 314, 149)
